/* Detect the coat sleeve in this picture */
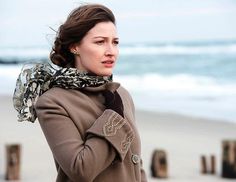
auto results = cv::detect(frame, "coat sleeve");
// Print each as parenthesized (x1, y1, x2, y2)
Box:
(35, 94, 134, 182)
(118, 87, 148, 181)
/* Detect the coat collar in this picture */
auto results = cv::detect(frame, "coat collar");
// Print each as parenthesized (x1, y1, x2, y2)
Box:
(82, 82, 120, 93)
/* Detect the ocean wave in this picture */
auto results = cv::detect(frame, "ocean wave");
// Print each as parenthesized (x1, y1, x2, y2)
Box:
(1, 64, 235, 96)
(1, 65, 235, 121)
(115, 73, 236, 96)
(1, 42, 236, 64)
(0, 47, 50, 64)
(119, 44, 236, 55)
(0, 47, 50, 57)
(114, 73, 236, 122)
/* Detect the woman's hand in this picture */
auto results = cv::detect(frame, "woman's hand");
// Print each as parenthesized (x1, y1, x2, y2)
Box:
(102, 90, 124, 117)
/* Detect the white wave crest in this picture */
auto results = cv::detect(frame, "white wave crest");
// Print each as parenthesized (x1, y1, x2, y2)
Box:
(115, 73, 236, 96)
(119, 44, 236, 55)
(0, 47, 50, 59)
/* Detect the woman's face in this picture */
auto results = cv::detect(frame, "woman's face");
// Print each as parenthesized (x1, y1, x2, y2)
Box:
(71, 21, 119, 76)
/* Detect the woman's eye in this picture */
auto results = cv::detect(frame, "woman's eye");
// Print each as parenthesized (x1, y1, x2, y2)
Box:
(113, 40, 119, 45)
(95, 40, 104, 45)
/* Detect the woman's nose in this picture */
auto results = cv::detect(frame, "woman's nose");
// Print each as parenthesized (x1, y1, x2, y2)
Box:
(105, 44, 116, 56)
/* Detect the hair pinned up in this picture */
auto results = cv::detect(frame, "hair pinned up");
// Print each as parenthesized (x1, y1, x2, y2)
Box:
(50, 4, 116, 68)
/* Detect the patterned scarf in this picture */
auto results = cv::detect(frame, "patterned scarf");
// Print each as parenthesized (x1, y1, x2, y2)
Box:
(13, 63, 112, 123)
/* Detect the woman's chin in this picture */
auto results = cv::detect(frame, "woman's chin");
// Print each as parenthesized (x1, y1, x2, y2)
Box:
(101, 73, 112, 77)
(97, 69, 113, 77)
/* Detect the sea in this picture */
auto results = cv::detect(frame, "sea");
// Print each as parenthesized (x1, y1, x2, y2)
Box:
(0, 40, 236, 123)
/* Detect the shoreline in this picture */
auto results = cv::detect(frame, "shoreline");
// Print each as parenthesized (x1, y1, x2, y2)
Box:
(136, 110, 236, 181)
(1, 95, 236, 181)
(136, 109, 236, 125)
(3, 91, 236, 124)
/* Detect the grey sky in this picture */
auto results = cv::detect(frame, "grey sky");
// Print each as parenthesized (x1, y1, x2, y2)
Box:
(1, 0, 236, 47)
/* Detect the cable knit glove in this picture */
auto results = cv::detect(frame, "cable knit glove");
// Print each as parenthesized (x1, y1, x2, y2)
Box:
(102, 90, 124, 118)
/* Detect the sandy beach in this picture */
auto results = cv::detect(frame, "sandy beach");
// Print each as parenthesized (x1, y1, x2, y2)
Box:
(0, 95, 236, 182)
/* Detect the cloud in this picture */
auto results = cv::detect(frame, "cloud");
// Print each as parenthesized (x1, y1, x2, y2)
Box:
(117, 6, 236, 19)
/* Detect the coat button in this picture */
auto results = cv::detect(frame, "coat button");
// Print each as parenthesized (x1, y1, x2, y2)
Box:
(131, 154, 140, 164)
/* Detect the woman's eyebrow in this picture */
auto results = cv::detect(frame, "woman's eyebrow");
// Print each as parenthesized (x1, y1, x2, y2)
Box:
(93, 36, 119, 39)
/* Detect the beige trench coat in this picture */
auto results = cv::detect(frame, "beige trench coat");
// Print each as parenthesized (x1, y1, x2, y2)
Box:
(35, 82, 147, 182)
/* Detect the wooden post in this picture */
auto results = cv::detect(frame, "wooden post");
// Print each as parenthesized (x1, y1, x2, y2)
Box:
(5, 144, 21, 180)
(210, 155, 216, 174)
(150, 149, 168, 178)
(201, 155, 207, 174)
(222, 140, 236, 178)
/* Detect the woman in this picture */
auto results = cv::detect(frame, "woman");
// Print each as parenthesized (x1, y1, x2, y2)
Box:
(13, 4, 147, 182)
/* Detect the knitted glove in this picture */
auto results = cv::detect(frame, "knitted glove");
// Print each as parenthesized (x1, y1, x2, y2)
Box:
(102, 90, 124, 118)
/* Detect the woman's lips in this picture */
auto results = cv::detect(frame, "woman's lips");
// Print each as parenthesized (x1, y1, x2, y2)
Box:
(102, 60, 114, 68)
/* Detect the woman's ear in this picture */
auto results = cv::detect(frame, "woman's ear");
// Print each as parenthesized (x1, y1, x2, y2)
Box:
(69, 44, 80, 55)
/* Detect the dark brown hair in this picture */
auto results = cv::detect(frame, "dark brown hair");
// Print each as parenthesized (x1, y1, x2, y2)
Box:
(50, 4, 116, 67)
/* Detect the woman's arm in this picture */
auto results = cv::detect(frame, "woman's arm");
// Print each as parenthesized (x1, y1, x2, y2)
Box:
(118, 87, 148, 181)
(35, 94, 133, 182)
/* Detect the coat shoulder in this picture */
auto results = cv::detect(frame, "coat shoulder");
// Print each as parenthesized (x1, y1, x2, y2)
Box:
(35, 87, 85, 110)
(117, 85, 135, 114)
(117, 86, 132, 101)
(36, 87, 67, 106)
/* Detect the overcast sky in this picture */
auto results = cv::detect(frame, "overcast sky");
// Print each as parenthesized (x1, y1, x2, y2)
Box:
(1, 0, 236, 47)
